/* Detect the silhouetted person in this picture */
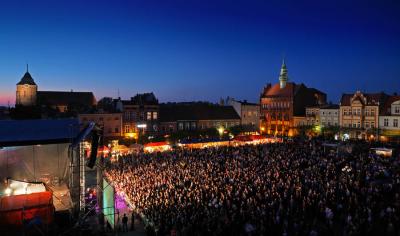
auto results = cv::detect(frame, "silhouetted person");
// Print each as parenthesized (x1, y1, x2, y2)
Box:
(122, 214, 128, 232)
(131, 212, 135, 231)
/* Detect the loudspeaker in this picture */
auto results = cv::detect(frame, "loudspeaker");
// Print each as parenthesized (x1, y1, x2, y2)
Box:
(87, 131, 99, 168)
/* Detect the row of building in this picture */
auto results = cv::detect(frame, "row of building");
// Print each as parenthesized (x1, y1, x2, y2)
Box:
(259, 60, 400, 140)
(12, 62, 400, 141)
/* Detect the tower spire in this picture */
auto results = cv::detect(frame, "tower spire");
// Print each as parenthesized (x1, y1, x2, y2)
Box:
(26, 64, 29, 73)
(279, 58, 288, 89)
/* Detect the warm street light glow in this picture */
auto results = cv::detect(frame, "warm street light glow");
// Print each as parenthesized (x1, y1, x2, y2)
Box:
(218, 127, 224, 135)
(125, 132, 138, 139)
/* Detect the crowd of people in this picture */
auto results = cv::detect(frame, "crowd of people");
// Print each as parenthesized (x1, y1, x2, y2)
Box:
(105, 140, 400, 235)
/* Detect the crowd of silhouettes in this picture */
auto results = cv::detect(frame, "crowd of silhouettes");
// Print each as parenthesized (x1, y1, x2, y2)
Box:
(105, 140, 400, 236)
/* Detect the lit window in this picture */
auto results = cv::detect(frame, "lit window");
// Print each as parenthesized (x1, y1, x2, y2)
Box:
(394, 119, 398, 127)
(153, 112, 158, 120)
(147, 112, 152, 120)
(124, 125, 130, 133)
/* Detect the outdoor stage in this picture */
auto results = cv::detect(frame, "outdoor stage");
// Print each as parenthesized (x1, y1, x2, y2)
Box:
(47, 184, 73, 212)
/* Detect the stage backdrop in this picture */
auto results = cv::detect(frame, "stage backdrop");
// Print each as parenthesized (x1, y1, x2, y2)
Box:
(0, 143, 70, 184)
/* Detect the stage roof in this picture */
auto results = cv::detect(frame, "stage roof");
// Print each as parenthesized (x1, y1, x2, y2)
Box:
(0, 119, 80, 147)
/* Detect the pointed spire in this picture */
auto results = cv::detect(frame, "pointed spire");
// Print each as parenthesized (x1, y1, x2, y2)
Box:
(26, 64, 29, 73)
(279, 58, 288, 89)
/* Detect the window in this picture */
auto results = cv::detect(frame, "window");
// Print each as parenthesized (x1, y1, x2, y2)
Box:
(115, 127, 119, 133)
(371, 109, 375, 116)
(131, 112, 136, 120)
(124, 125, 130, 133)
(153, 112, 158, 120)
(371, 122, 375, 128)
(394, 119, 398, 127)
(191, 122, 196, 130)
(185, 122, 190, 130)
(147, 112, 152, 120)
(384, 118, 389, 127)
(357, 121, 361, 128)
(365, 122, 369, 128)
(178, 123, 184, 130)
(124, 112, 130, 121)
(395, 106, 400, 114)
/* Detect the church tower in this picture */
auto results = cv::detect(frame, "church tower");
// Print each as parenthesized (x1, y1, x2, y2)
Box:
(279, 59, 289, 89)
(16, 65, 37, 106)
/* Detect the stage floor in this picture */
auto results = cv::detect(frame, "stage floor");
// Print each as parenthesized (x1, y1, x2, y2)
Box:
(48, 184, 72, 212)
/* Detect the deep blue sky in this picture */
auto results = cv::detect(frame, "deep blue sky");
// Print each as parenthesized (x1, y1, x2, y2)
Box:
(1, 0, 399, 106)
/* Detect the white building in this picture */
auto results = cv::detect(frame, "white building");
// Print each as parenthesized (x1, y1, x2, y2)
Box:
(225, 97, 260, 130)
(379, 96, 400, 140)
(319, 104, 339, 127)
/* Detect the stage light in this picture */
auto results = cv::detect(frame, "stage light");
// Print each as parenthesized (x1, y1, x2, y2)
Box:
(5, 188, 12, 195)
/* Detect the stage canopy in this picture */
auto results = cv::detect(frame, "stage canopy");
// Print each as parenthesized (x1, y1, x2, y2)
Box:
(0, 119, 80, 147)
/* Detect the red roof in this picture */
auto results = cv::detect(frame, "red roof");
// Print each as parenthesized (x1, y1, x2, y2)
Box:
(262, 82, 295, 97)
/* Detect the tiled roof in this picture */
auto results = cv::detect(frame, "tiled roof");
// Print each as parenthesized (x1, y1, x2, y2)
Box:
(320, 104, 340, 109)
(382, 95, 400, 115)
(261, 82, 296, 97)
(122, 93, 158, 105)
(17, 72, 36, 85)
(340, 92, 388, 106)
(37, 91, 96, 107)
(160, 103, 241, 122)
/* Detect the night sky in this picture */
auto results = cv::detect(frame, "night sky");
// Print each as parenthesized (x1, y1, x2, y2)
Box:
(1, 0, 399, 106)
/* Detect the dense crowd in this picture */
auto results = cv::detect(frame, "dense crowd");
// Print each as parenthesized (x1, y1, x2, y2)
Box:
(105, 141, 400, 236)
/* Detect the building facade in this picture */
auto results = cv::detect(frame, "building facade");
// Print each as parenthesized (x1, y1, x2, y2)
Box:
(79, 113, 123, 139)
(159, 103, 240, 134)
(305, 106, 320, 126)
(339, 91, 388, 139)
(120, 93, 159, 137)
(16, 69, 37, 106)
(260, 60, 326, 136)
(379, 96, 400, 141)
(15, 68, 96, 113)
(226, 98, 260, 131)
(319, 104, 339, 127)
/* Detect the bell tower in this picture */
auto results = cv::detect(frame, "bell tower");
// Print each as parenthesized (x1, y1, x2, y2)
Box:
(16, 65, 38, 106)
